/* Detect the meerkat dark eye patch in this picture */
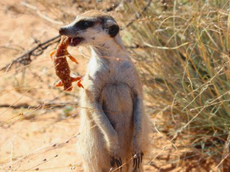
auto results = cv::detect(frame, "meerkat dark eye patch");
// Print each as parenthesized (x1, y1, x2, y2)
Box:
(76, 20, 94, 30)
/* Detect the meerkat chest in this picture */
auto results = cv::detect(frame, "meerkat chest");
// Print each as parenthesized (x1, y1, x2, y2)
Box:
(109, 61, 135, 84)
(84, 57, 137, 92)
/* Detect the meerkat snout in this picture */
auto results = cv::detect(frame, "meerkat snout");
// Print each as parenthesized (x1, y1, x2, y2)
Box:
(59, 27, 66, 35)
(59, 11, 120, 47)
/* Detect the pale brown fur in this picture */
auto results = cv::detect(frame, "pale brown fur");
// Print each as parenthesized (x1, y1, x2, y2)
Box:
(59, 10, 151, 172)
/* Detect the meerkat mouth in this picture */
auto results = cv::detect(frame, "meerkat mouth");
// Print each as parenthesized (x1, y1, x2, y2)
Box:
(68, 37, 84, 46)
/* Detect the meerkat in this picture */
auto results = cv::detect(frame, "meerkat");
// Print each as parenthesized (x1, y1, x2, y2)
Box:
(59, 10, 151, 172)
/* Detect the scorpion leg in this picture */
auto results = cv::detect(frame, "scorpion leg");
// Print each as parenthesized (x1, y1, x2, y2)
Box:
(50, 50, 56, 60)
(55, 80, 63, 87)
(68, 54, 79, 64)
(71, 77, 84, 88)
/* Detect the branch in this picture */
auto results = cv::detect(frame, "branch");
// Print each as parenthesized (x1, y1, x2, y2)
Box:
(125, 44, 150, 49)
(0, 35, 61, 72)
(0, 102, 76, 110)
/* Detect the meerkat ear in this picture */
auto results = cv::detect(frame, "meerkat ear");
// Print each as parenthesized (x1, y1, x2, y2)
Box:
(108, 24, 119, 37)
(104, 19, 119, 37)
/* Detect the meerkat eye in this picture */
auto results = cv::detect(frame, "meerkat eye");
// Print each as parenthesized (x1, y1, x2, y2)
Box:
(77, 20, 94, 29)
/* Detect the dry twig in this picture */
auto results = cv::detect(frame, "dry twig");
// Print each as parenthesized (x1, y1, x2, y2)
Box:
(0, 102, 76, 109)
(0, 35, 61, 72)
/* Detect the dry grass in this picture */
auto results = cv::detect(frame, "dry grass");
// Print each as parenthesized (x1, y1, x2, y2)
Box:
(122, 0, 230, 170)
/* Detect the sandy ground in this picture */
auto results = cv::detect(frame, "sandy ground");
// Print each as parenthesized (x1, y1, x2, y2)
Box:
(0, 1, 218, 172)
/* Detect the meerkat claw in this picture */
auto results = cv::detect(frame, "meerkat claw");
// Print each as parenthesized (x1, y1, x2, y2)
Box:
(133, 152, 143, 170)
(110, 156, 122, 171)
(141, 152, 143, 163)
(119, 157, 122, 171)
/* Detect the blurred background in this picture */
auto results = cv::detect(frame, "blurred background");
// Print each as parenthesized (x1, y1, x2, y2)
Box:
(1, 0, 230, 171)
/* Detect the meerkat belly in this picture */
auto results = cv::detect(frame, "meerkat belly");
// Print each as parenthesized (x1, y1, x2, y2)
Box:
(101, 83, 133, 126)
(100, 83, 134, 154)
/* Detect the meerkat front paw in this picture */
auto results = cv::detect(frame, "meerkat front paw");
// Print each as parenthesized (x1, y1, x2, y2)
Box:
(132, 152, 143, 170)
(109, 146, 122, 171)
(110, 156, 122, 172)
(133, 136, 143, 169)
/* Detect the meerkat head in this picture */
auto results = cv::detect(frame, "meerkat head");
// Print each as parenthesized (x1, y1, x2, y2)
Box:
(59, 10, 119, 47)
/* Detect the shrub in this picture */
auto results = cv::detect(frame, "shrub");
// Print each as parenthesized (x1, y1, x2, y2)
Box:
(121, 0, 230, 166)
